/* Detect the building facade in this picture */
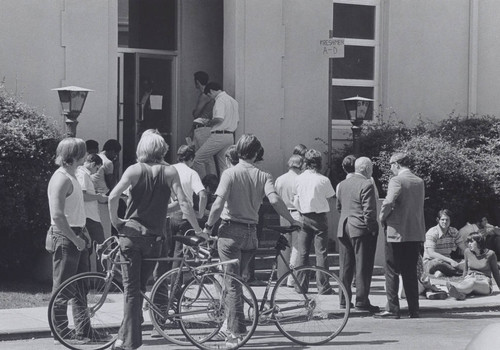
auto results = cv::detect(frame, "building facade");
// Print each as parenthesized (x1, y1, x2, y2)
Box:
(1, 0, 499, 178)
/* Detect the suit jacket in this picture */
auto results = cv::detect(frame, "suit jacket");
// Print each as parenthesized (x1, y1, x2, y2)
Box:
(379, 169, 425, 242)
(336, 173, 378, 238)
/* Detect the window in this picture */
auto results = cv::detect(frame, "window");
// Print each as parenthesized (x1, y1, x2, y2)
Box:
(118, 0, 177, 51)
(329, 0, 379, 121)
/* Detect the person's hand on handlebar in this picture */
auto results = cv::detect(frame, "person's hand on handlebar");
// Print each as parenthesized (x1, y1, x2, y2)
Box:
(195, 229, 210, 241)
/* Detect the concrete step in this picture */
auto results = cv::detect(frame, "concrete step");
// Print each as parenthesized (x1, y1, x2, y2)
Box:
(253, 265, 385, 281)
(254, 251, 340, 270)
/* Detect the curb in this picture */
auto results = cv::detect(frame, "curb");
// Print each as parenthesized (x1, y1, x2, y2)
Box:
(2, 304, 499, 342)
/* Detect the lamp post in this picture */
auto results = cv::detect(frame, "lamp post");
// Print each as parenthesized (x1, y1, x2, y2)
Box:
(341, 96, 374, 156)
(52, 86, 93, 137)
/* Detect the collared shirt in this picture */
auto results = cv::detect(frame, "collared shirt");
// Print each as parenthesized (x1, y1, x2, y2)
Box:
(173, 162, 205, 219)
(458, 222, 479, 243)
(211, 91, 239, 132)
(91, 152, 114, 194)
(76, 166, 101, 222)
(423, 224, 463, 262)
(275, 169, 299, 209)
(294, 169, 335, 214)
(215, 159, 275, 224)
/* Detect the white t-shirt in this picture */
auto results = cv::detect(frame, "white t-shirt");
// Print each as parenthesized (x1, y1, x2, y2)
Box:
(76, 166, 101, 222)
(211, 91, 239, 132)
(294, 169, 335, 214)
(275, 169, 299, 209)
(173, 162, 205, 218)
(91, 152, 113, 194)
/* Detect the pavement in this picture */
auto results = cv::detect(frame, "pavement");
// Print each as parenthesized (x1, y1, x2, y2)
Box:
(1, 275, 499, 342)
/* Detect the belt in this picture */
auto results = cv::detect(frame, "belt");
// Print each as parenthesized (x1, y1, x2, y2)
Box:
(211, 130, 234, 134)
(193, 123, 208, 129)
(222, 219, 257, 228)
(288, 209, 298, 213)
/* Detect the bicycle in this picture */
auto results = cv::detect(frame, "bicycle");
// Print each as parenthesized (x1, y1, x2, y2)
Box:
(179, 225, 350, 349)
(47, 234, 259, 350)
(243, 225, 350, 346)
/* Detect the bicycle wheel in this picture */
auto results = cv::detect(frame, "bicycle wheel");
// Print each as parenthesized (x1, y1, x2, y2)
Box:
(48, 272, 124, 350)
(149, 268, 192, 345)
(178, 271, 259, 350)
(271, 266, 349, 345)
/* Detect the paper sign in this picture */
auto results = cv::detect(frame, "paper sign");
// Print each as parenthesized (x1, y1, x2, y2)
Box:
(319, 38, 344, 58)
(149, 95, 163, 110)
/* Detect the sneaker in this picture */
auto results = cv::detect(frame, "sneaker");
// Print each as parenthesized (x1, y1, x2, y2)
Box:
(447, 282, 466, 300)
(225, 334, 243, 349)
(150, 327, 162, 338)
(54, 331, 90, 345)
(426, 291, 448, 300)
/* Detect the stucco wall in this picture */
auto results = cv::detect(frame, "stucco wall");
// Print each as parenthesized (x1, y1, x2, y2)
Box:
(476, 0, 500, 117)
(383, 0, 470, 123)
(178, 0, 223, 149)
(0, 0, 117, 145)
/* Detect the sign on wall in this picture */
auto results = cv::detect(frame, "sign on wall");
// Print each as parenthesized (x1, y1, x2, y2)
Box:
(319, 38, 345, 58)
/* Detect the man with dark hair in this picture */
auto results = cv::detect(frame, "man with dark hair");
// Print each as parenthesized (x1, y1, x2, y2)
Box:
(193, 82, 239, 178)
(336, 157, 380, 312)
(224, 145, 239, 167)
(376, 152, 425, 319)
(202, 134, 300, 346)
(293, 149, 335, 294)
(85, 140, 99, 155)
(191, 72, 215, 173)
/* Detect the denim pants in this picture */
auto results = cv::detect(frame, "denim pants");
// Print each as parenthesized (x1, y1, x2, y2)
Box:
(295, 212, 331, 293)
(48, 226, 91, 337)
(118, 235, 162, 350)
(217, 221, 258, 335)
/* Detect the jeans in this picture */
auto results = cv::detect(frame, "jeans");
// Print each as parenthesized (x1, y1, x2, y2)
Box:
(424, 258, 462, 277)
(48, 226, 91, 337)
(118, 234, 162, 350)
(295, 212, 331, 293)
(217, 221, 258, 335)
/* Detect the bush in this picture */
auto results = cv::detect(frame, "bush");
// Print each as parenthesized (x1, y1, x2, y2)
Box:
(0, 87, 62, 280)
(330, 115, 500, 230)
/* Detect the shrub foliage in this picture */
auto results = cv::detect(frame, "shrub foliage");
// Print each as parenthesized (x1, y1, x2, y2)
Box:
(0, 87, 62, 279)
(331, 115, 500, 230)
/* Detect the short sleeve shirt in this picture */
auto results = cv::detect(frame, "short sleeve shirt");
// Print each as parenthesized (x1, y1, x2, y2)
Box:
(423, 225, 463, 261)
(76, 166, 101, 222)
(275, 170, 298, 209)
(173, 162, 205, 217)
(211, 91, 239, 132)
(215, 160, 275, 224)
(294, 169, 335, 214)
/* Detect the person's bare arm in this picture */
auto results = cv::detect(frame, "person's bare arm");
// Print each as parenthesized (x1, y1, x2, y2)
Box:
(426, 246, 459, 267)
(268, 192, 301, 227)
(197, 189, 208, 219)
(109, 166, 136, 229)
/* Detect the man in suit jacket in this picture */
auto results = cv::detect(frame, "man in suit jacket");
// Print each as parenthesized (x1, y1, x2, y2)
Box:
(336, 157, 380, 312)
(376, 152, 425, 319)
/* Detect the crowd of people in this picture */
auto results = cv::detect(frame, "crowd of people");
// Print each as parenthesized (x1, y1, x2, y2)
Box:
(45, 71, 500, 349)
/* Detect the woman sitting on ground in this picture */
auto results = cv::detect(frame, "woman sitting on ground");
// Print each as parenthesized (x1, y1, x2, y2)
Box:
(447, 232, 500, 300)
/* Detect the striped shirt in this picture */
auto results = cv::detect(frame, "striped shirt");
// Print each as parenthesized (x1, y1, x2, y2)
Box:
(423, 225, 463, 262)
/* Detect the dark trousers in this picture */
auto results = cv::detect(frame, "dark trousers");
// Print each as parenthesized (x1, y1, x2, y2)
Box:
(295, 212, 331, 293)
(118, 236, 162, 350)
(338, 232, 377, 307)
(384, 241, 421, 314)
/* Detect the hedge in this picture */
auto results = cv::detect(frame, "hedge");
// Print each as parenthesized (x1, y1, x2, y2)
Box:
(330, 115, 500, 230)
(0, 87, 62, 279)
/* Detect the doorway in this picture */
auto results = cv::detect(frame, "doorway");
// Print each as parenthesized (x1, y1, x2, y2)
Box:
(118, 53, 175, 170)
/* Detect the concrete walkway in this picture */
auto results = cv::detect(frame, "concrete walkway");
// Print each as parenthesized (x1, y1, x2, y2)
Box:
(1, 275, 499, 341)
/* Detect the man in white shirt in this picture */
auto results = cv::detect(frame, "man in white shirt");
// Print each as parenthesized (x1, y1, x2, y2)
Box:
(294, 149, 336, 294)
(76, 154, 108, 271)
(275, 154, 303, 286)
(192, 82, 239, 178)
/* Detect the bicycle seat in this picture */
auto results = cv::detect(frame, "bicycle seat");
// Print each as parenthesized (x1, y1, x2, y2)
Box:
(267, 225, 301, 234)
(173, 235, 206, 247)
